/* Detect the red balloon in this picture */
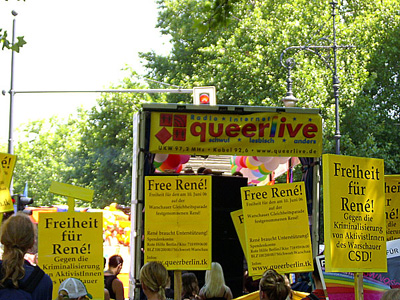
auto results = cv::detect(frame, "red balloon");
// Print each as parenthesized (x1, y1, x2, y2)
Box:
(162, 154, 181, 170)
(175, 164, 183, 173)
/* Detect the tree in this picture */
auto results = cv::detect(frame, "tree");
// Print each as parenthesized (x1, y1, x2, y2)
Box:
(13, 114, 85, 206)
(140, 0, 400, 173)
(67, 76, 153, 208)
(1, 4, 26, 52)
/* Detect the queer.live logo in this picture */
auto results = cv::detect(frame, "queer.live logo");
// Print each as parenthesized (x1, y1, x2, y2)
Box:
(155, 113, 187, 143)
(150, 111, 323, 157)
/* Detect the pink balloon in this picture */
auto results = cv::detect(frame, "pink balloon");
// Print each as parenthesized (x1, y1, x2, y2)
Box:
(180, 155, 191, 164)
(235, 156, 247, 168)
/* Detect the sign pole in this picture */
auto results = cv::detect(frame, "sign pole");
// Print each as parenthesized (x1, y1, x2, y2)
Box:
(354, 272, 363, 300)
(174, 271, 182, 300)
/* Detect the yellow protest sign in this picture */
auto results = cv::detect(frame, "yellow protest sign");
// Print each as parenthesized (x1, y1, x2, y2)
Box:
(241, 182, 313, 276)
(0, 168, 14, 213)
(0, 152, 17, 188)
(230, 209, 248, 260)
(323, 154, 386, 272)
(149, 111, 322, 157)
(38, 212, 104, 300)
(144, 176, 212, 270)
(385, 175, 400, 241)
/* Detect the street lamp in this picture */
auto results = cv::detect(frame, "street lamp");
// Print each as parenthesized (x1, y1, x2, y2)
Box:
(8, 10, 18, 156)
(280, 58, 298, 108)
(280, 1, 354, 155)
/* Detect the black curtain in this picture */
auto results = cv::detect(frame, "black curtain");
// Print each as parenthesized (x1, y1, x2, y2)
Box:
(299, 157, 317, 215)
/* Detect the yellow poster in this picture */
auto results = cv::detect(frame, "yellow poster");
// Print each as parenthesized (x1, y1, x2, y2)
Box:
(230, 209, 248, 260)
(144, 176, 212, 270)
(38, 212, 104, 300)
(241, 182, 313, 276)
(0, 168, 14, 213)
(385, 175, 400, 241)
(0, 152, 17, 188)
(323, 154, 386, 272)
(149, 111, 322, 157)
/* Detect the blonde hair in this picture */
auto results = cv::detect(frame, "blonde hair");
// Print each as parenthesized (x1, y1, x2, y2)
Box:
(140, 262, 169, 300)
(0, 213, 35, 288)
(203, 262, 227, 297)
(381, 289, 400, 300)
(259, 269, 290, 300)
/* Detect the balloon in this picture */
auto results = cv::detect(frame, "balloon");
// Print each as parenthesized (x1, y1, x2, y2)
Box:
(241, 168, 252, 178)
(277, 157, 290, 164)
(263, 158, 280, 171)
(162, 154, 181, 170)
(258, 174, 269, 182)
(154, 153, 168, 163)
(231, 165, 238, 174)
(251, 169, 262, 178)
(235, 156, 247, 168)
(246, 157, 260, 170)
(153, 161, 162, 169)
(234, 156, 241, 167)
(256, 156, 273, 163)
(180, 155, 191, 164)
(175, 164, 183, 173)
(248, 156, 263, 167)
(258, 164, 271, 175)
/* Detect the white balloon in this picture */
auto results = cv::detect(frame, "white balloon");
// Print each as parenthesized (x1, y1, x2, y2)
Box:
(263, 158, 280, 171)
(248, 156, 263, 166)
(241, 168, 252, 178)
(277, 157, 290, 164)
(154, 153, 169, 163)
(256, 156, 273, 163)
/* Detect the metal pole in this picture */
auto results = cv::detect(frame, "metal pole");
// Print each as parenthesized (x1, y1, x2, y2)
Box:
(8, 10, 17, 196)
(331, 1, 341, 155)
(8, 11, 17, 156)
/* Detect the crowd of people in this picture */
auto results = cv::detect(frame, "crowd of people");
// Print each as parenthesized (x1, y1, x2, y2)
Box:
(0, 212, 399, 300)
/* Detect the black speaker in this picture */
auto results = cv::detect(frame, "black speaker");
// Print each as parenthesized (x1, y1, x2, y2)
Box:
(194, 175, 247, 298)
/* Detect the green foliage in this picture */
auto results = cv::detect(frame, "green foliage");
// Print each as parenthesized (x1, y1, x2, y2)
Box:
(0, 30, 26, 52)
(66, 78, 153, 208)
(13, 115, 85, 206)
(141, 0, 400, 173)
(1, 2, 27, 53)
(9, 0, 400, 210)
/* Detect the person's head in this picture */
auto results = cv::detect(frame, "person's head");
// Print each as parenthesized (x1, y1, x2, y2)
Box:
(232, 171, 243, 177)
(182, 272, 199, 299)
(184, 167, 195, 174)
(108, 254, 123, 274)
(204, 262, 226, 296)
(0, 212, 36, 287)
(57, 277, 93, 300)
(203, 168, 213, 175)
(140, 261, 169, 300)
(381, 288, 400, 300)
(197, 167, 206, 174)
(259, 269, 290, 300)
